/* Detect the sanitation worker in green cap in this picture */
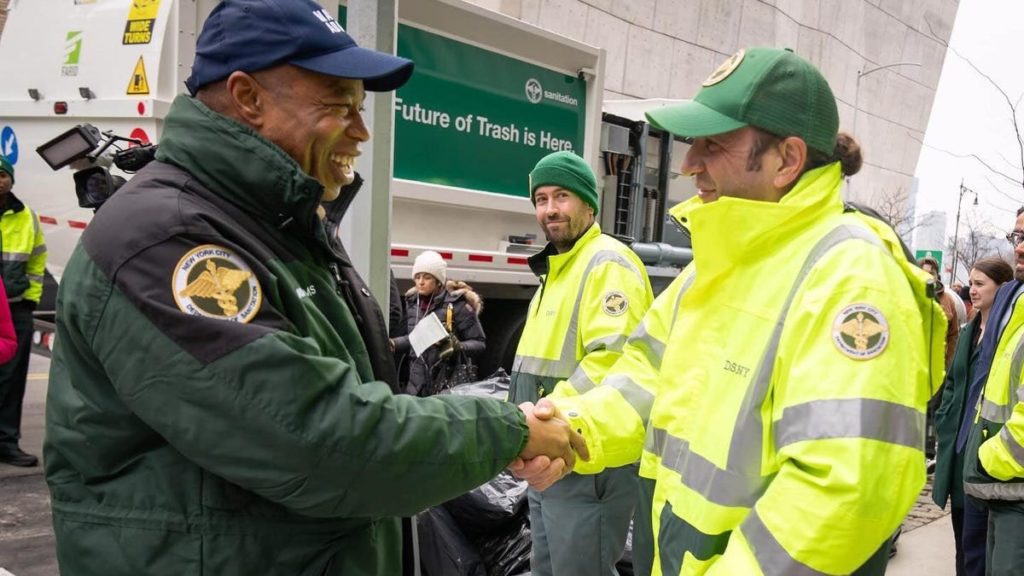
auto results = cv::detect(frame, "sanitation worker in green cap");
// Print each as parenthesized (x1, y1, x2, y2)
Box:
(511, 47, 947, 575)
(508, 150, 654, 576)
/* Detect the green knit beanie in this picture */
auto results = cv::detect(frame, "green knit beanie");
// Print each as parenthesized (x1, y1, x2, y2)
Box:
(529, 151, 599, 215)
(0, 156, 13, 183)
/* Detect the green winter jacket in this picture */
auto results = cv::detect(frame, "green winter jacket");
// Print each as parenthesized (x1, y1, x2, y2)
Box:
(933, 314, 980, 510)
(44, 95, 529, 576)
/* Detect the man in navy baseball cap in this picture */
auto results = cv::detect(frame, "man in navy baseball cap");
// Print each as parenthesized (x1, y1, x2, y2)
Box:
(185, 0, 413, 95)
(44, 2, 571, 574)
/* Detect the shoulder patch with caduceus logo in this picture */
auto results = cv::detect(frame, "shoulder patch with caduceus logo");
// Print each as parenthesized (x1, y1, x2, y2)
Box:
(832, 303, 888, 360)
(173, 244, 262, 323)
(602, 290, 628, 316)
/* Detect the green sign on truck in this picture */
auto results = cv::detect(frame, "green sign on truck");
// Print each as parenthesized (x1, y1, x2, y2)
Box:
(339, 5, 588, 198)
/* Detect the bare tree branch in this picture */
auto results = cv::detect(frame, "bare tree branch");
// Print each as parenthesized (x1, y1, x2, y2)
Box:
(866, 186, 919, 242)
(983, 175, 1024, 205)
(908, 131, 1023, 187)
(925, 18, 1024, 191)
(982, 197, 1019, 216)
(946, 215, 1003, 284)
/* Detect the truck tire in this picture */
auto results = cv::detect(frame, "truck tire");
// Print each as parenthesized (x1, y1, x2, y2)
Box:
(477, 299, 528, 377)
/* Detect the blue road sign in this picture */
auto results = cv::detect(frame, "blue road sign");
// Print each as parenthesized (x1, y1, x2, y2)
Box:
(1, 126, 19, 165)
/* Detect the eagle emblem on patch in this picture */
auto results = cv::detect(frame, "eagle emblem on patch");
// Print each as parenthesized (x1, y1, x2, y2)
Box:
(173, 244, 262, 323)
(832, 303, 889, 360)
(703, 49, 745, 86)
(602, 291, 628, 316)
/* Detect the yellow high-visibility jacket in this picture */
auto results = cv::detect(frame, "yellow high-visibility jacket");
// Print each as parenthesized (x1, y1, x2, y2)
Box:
(0, 194, 46, 304)
(965, 285, 1024, 495)
(554, 164, 946, 575)
(508, 223, 653, 406)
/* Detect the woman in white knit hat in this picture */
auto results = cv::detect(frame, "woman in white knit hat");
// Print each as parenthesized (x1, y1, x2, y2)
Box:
(391, 250, 486, 396)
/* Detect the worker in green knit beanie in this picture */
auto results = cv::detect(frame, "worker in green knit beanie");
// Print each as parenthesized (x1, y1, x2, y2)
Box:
(511, 150, 654, 576)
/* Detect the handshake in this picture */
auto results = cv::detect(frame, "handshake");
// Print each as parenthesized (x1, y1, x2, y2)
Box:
(508, 398, 589, 491)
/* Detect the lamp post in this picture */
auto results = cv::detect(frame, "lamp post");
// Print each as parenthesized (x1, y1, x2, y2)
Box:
(949, 179, 979, 287)
(849, 61, 922, 198)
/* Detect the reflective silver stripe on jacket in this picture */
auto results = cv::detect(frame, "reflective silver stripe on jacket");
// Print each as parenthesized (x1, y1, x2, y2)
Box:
(511, 355, 576, 379)
(963, 479, 1024, 500)
(584, 333, 628, 354)
(774, 398, 924, 450)
(604, 373, 656, 425)
(629, 271, 695, 372)
(1, 252, 29, 262)
(981, 331, 1024, 422)
(744, 509, 831, 576)
(513, 248, 644, 382)
(567, 367, 597, 393)
(648, 224, 912, 508)
(627, 322, 667, 371)
(644, 426, 766, 508)
(999, 425, 1024, 469)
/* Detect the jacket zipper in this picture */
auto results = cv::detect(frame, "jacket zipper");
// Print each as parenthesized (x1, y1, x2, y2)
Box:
(533, 276, 546, 317)
(328, 262, 365, 325)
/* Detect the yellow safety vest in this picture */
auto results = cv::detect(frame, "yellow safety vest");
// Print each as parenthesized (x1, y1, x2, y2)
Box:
(971, 290, 1024, 487)
(508, 223, 653, 405)
(0, 196, 46, 303)
(555, 164, 945, 575)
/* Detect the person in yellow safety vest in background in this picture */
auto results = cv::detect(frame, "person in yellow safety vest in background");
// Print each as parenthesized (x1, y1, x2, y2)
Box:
(511, 47, 946, 575)
(0, 155, 47, 468)
(508, 151, 654, 576)
(962, 211, 1024, 575)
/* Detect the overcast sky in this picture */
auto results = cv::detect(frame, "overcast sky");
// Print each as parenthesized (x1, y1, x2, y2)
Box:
(915, 0, 1024, 244)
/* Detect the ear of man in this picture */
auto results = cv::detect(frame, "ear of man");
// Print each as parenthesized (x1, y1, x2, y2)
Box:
(225, 71, 270, 128)
(773, 136, 808, 190)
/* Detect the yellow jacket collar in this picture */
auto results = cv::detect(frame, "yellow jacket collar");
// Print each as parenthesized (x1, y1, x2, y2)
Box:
(530, 223, 603, 277)
(668, 163, 844, 277)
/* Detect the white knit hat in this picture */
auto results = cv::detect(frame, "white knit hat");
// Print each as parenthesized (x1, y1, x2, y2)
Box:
(412, 250, 447, 285)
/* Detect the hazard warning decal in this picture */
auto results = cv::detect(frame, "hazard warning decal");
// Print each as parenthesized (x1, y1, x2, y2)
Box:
(123, 0, 160, 45)
(127, 56, 150, 95)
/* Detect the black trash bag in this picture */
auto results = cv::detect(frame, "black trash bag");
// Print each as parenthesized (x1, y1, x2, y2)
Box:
(476, 518, 532, 576)
(416, 506, 488, 576)
(442, 368, 511, 401)
(430, 349, 480, 395)
(444, 471, 529, 537)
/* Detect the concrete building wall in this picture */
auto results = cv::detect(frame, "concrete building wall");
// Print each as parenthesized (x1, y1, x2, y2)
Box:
(466, 0, 959, 208)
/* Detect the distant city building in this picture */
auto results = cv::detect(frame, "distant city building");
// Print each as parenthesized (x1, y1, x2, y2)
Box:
(900, 178, 920, 242)
(915, 210, 948, 256)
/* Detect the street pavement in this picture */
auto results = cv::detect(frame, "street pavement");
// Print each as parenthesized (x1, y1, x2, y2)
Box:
(0, 355, 56, 576)
(0, 354, 960, 575)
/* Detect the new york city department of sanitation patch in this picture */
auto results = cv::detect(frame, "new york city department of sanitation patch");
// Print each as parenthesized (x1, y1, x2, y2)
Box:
(173, 244, 262, 323)
(602, 290, 629, 316)
(832, 303, 889, 360)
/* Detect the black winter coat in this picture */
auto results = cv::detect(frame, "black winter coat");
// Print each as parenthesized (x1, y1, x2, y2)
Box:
(393, 281, 485, 396)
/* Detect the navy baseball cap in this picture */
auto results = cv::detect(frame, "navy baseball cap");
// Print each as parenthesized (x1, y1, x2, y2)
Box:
(184, 0, 414, 95)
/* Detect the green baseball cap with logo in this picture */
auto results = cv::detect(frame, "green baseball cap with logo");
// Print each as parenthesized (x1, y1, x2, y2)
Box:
(646, 47, 839, 155)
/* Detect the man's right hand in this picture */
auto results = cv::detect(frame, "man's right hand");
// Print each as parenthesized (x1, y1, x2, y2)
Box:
(511, 400, 589, 490)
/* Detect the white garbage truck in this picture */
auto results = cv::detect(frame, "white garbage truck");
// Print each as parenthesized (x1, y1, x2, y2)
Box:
(0, 0, 694, 370)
